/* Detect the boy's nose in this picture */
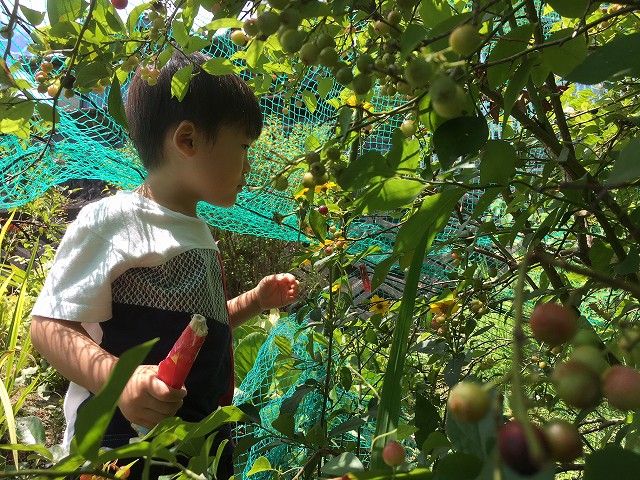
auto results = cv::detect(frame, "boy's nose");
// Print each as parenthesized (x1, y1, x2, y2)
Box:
(243, 155, 251, 174)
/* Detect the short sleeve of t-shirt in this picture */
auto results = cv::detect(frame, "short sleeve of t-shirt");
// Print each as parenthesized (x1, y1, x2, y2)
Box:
(31, 215, 125, 323)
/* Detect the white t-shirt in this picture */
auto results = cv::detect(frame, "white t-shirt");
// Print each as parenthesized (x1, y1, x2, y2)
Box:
(32, 190, 234, 450)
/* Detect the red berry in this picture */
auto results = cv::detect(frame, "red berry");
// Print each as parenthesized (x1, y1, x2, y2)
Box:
(498, 421, 550, 476)
(544, 419, 583, 463)
(382, 440, 406, 467)
(603, 365, 640, 410)
(111, 0, 128, 9)
(318, 205, 329, 215)
(529, 303, 577, 346)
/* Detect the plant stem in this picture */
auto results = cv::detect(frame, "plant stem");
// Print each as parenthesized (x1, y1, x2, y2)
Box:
(509, 251, 545, 464)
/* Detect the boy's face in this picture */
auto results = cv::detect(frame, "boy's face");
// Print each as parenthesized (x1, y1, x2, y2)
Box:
(188, 124, 254, 208)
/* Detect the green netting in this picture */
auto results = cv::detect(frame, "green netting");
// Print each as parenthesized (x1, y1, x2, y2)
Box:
(233, 310, 379, 480)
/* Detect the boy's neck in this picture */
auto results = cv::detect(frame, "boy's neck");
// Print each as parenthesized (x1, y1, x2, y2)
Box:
(134, 175, 199, 218)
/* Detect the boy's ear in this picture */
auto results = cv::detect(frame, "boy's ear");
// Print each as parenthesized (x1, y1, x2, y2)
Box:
(172, 120, 198, 157)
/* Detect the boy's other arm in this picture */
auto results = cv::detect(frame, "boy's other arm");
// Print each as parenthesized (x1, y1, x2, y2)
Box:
(227, 273, 299, 328)
(30, 316, 186, 429)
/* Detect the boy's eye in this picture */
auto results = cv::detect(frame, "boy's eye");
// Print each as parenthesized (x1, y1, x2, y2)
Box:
(241, 144, 250, 151)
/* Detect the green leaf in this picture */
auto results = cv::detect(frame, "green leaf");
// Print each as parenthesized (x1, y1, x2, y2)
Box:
(35, 102, 59, 126)
(607, 136, 640, 185)
(414, 395, 440, 447)
(247, 456, 274, 476)
(486, 24, 536, 89)
(185, 36, 212, 55)
(473, 187, 501, 218)
(0, 99, 34, 139)
(171, 20, 190, 47)
(234, 331, 268, 385)
(318, 77, 334, 99)
(280, 385, 314, 415)
(480, 140, 517, 184)
(445, 395, 495, 459)
(93, 0, 123, 34)
(397, 139, 421, 174)
(19, 5, 46, 26)
(48, 19, 81, 38)
(339, 365, 353, 391)
(107, 75, 128, 131)
(158, 46, 176, 68)
(202, 57, 236, 76)
(433, 452, 483, 480)
(321, 452, 365, 477)
(338, 107, 353, 136)
(352, 178, 425, 214)
(245, 39, 265, 69)
(422, 431, 450, 454)
(305, 133, 320, 151)
(272, 412, 296, 438)
(75, 61, 110, 88)
(419, 0, 452, 28)
(400, 24, 429, 60)
(309, 208, 327, 242)
(329, 417, 366, 438)
(72, 340, 157, 460)
(502, 58, 534, 136)
(15, 416, 46, 445)
(47, 0, 83, 24)
(371, 233, 432, 468)
(548, 0, 599, 18)
(0, 442, 53, 461)
(542, 29, 588, 78)
(181, 405, 249, 442)
(338, 150, 392, 190)
(372, 254, 399, 291)
(302, 90, 317, 114)
(585, 444, 640, 479)
(567, 32, 640, 84)
(349, 468, 433, 480)
(394, 189, 464, 255)
(589, 239, 614, 272)
(127, 2, 152, 35)
(613, 247, 640, 276)
(203, 18, 243, 31)
(233, 435, 263, 462)
(171, 64, 194, 101)
(274, 335, 292, 357)
(433, 116, 489, 169)
(0, 379, 19, 467)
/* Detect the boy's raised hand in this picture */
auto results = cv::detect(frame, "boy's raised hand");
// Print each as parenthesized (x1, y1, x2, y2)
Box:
(255, 273, 300, 310)
(118, 364, 187, 429)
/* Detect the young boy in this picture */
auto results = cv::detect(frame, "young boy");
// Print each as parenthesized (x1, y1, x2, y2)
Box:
(30, 51, 299, 478)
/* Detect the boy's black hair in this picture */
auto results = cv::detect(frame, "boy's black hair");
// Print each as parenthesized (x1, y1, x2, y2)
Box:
(125, 51, 263, 171)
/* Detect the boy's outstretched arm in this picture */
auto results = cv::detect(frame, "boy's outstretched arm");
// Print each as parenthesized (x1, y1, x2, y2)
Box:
(30, 316, 186, 429)
(227, 273, 299, 328)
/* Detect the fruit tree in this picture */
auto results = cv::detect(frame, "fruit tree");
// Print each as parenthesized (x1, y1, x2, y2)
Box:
(2, 0, 640, 479)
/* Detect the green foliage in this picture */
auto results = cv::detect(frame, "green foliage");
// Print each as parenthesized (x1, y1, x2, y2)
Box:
(3, 0, 640, 479)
